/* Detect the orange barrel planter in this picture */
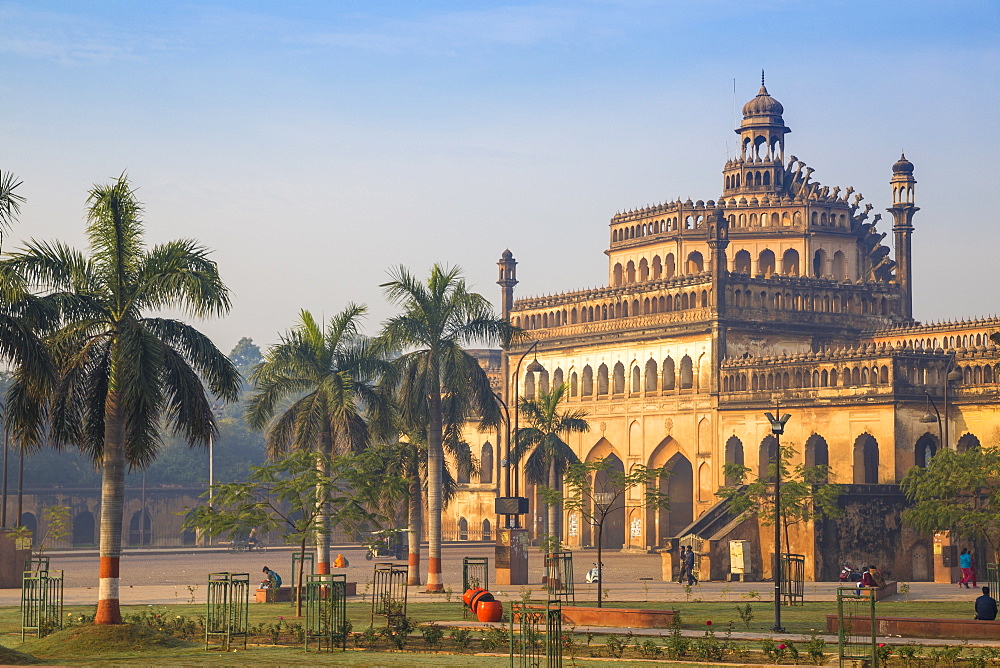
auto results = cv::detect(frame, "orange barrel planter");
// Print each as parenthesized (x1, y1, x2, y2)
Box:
(469, 589, 495, 613)
(477, 600, 503, 623)
(463, 587, 484, 608)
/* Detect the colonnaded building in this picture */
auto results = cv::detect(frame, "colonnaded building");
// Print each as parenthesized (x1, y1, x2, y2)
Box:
(447, 80, 1000, 583)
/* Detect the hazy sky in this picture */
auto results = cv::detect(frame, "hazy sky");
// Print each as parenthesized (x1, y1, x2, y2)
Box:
(2, 1, 998, 353)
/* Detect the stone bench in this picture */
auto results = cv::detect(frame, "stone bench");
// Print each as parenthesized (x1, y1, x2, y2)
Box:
(254, 582, 358, 603)
(826, 614, 1000, 640)
(515, 605, 677, 629)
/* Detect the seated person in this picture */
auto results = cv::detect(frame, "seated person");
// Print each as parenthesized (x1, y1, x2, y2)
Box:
(855, 566, 878, 594)
(869, 565, 887, 588)
(975, 586, 998, 620)
(260, 566, 281, 589)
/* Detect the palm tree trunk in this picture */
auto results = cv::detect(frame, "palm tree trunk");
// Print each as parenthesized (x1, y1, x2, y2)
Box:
(316, 429, 333, 575)
(425, 372, 444, 592)
(95, 402, 126, 625)
(407, 453, 422, 586)
(547, 457, 559, 552)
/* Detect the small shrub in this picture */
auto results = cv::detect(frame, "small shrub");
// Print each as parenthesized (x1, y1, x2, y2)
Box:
(356, 626, 379, 650)
(636, 638, 662, 657)
(895, 643, 920, 668)
(736, 602, 754, 629)
(420, 622, 444, 647)
(806, 633, 826, 664)
(760, 638, 777, 662)
(876, 643, 893, 665)
(605, 633, 627, 658)
(450, 628, 473, 652)
(481, 624, 509, 652)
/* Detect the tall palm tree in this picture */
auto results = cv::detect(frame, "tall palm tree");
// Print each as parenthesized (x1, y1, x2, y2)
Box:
(0, 170, 26, 254)
(379, 264, 517, 591)
(511, 383, 589, 551)
(3, 174, 240, 624)
(246, 306, 392, 574)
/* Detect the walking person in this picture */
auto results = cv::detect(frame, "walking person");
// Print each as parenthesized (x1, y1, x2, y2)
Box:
(677, 546, 689, 584)
(685, 545, 698, 586)
(959, 548, 973, 589)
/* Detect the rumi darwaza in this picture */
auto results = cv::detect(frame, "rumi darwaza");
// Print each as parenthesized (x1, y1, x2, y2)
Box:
(448, 79, 1000, 584)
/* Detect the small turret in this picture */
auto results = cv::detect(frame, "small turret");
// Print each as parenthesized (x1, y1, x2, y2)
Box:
(887, 154, 919, 321)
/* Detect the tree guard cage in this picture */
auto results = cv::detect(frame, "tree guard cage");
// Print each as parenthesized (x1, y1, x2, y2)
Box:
(370, 563, 408, 627)
(24, 555, 49, 573)
(987, 563, 998, 597)
(20, 569, 63, 640)
(544, 551, 575, 604)
(205, 572, 249, 651)
(837, 586, 878, 668)
(291, 550, 315, 606)
(510, 600, 563, 668)
(462, 557, 489, 618)
(304, 573, 348, 652)
(780, 553, 805, 605)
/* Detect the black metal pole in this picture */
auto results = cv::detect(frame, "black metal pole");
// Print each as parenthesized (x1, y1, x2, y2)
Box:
(1, 412, 7, 528)
(769, 399, 786, 633)
(16, 445, 24, 527)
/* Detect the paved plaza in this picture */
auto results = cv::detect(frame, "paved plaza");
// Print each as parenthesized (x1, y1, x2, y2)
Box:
(0, 543, 983, 607)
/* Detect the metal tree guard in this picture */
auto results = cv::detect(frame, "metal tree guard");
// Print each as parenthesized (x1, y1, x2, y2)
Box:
(291, 550, 315, 606)
(511, 600, 563, 667)
(21, 569, 63, 640)
(462, 556, 489, 618)
(837, 586, 878, 668)
(205, 572, 249, 651)
(370, 563, 408, 627)
(544, 551, 575, 604)
(24, 554, 49, 573)
(780, 553, 805, 605)
(304, 573, 348, 652)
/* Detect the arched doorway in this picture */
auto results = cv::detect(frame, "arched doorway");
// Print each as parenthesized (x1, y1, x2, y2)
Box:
(805, 434, 829, 481)
(72, 511, 96, 546)
(20, 512, 37, 545)
(128, 509, 152, 546)
(957, 433, 981, 453)
(758, 435, 778, 481)
(458, 518, 469, 541)
(911, 542, 931, 581)
(853, 434, 879, 484)
(914, 433, 938, 468)
(659, 453, 693, 539)
(480, 442, 494, 484)
(482, 519, 492, 542)
(595, 453, 625, 550)
(724, 436, 744, 485)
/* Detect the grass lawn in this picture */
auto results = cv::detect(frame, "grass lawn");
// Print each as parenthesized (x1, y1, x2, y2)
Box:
(0, 598, 978, 665)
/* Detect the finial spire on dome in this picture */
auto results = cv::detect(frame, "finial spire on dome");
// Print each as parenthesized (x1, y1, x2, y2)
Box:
(761, 70, 765, 86)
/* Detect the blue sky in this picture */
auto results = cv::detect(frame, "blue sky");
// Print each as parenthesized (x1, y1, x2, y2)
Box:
(1, 1, 998, 350)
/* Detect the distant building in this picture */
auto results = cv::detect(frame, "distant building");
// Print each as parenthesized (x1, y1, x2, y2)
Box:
(447, 80, 1000, 582)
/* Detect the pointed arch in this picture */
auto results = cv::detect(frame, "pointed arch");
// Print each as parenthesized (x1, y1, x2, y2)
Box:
(758, 435, 778, 482)
(644, 358, 658, 393)
(679, 355, 693, 390)
(597, 363, 609, 396)
(853, 433, 879, 483)
(804, 434, 829, 482)
(724, 436, 744, 485)
(914, 433, 937, 469)
(480, 442, 494, 484)
(612, 361, 625, 394)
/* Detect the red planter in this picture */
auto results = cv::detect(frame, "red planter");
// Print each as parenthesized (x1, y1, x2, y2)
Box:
(477, 600, 503, 623)
(462, 588, 483, 607)
(469, 589, 495, 613)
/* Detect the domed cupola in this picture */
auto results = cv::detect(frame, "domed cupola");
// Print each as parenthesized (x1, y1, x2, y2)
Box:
(892, 152, 914, 175)
(722, 73, 792, 198)
(742, 83, 784, 120)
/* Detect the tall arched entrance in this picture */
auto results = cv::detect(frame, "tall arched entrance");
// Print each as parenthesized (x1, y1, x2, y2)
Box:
(853, 434, 879, 484)
(657, 453, 693, 540)
(724, 436, 744, 485)
(594, 453, 625, 550)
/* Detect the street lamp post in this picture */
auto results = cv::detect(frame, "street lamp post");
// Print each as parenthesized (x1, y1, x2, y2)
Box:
(510, 340, 541, 529)
(919, 357, 962, 450)
(765, 402, 790, 634)
(494, 392, 512, 528)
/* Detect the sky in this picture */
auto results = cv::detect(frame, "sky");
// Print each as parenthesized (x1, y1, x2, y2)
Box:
(1, 1, 998, 353)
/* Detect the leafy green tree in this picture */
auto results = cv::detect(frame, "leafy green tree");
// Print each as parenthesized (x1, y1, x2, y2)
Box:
(184, 449, 405, 616)
(717, 443, 841, 556)
(228, 336, 262, 380)
(3, 174, 240, 624)
(246, 306, 392, 574)
(902, 445, 1000, 562)
(378, 264, 518, 591)
(511, 383, 589, 551)
(543, 457, 668, 607)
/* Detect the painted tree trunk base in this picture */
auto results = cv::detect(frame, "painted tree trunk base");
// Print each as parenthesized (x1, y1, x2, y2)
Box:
(317, 562, 330, 575)
(95, 557, 122, 624)
(425, 557, 443, 592)
(407, 551, 421, 586)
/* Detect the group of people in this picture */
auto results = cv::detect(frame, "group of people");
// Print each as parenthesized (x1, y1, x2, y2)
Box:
(677, 545, 698, 586)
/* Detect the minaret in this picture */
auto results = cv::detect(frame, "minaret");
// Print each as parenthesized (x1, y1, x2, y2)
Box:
(887, 154, 918, 320)
(707, 209, 729, 394)
(497, 249, 518, 321)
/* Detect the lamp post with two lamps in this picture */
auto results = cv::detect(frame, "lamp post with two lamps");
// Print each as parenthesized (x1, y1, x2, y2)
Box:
(764, 402, 790, 634)
(919, 358, 962, 451)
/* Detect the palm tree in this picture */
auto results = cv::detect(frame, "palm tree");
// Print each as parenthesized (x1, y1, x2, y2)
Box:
(511, 383, 589, 551)
(2, 174, 240, 624)
(246, 306, 392, 574)
(0, 170, 26, 254)
(379, 264, 517, 591)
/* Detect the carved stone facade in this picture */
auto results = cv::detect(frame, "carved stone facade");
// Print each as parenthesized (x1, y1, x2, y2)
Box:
(446, 80, 1000, 582)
